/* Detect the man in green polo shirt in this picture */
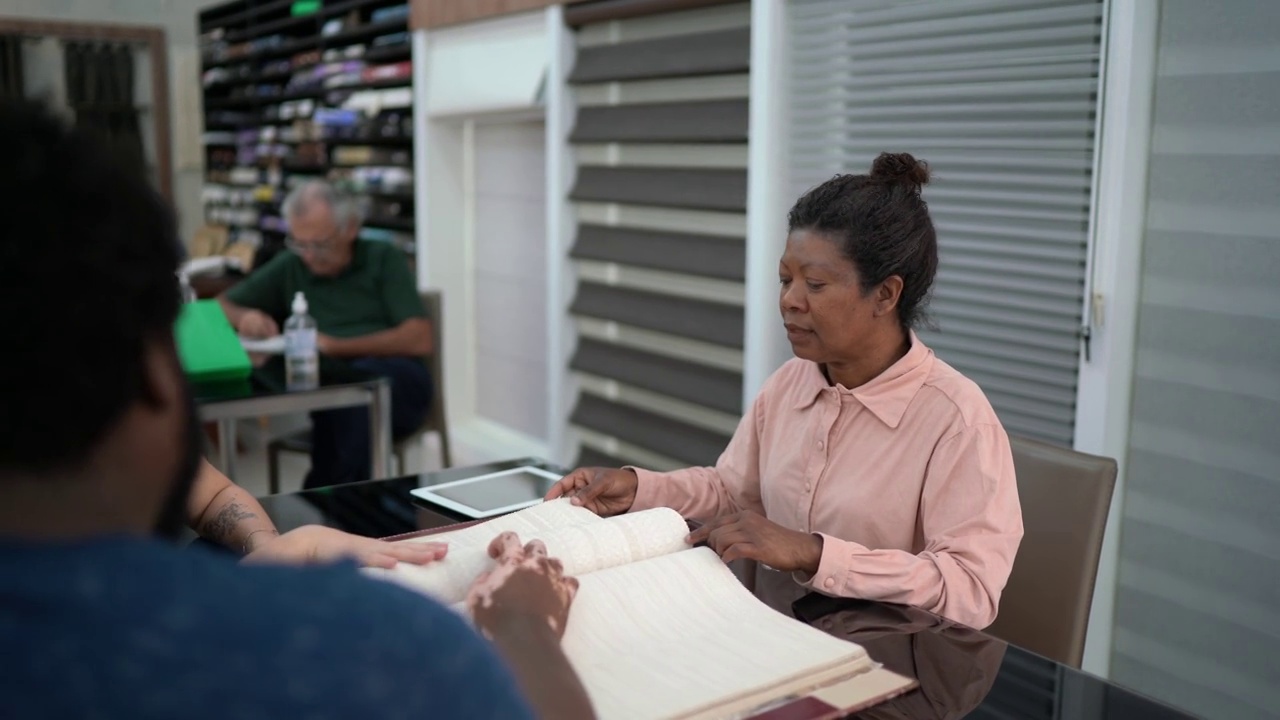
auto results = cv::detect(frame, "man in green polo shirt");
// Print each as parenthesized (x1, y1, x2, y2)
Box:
(218, 181, 432, 489)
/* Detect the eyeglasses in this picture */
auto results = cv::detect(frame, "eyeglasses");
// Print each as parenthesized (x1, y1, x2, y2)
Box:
(285, 228, 343, 256)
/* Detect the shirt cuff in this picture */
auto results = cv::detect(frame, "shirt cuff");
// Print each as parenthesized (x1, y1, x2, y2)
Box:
(796, 532, 870, 596)
(624, 466, 667, 512)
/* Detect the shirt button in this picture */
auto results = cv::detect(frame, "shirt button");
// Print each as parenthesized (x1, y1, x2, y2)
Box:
(817, 440, 825, 450)
(824, 578, 835, 589)
(805, 482, 812, 491)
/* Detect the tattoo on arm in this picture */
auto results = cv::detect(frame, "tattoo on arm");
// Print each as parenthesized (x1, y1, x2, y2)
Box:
(200, 501, 258, 546)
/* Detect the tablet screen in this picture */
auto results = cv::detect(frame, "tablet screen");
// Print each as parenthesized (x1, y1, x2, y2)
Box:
(430, 470, 559, 513)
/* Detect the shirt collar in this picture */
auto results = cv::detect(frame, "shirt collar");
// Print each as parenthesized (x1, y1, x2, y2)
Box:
(792, 331, 934, 428)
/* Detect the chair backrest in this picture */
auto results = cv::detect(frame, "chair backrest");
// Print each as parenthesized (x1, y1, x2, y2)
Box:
(420, 290, 447, 435)
(986, 436, 1117, 668)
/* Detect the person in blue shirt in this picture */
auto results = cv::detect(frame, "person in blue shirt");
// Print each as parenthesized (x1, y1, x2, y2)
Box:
(0, 100, 594, 720)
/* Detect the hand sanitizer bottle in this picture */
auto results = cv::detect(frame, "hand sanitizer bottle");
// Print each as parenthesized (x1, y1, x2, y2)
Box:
(284, 291, 319, 391)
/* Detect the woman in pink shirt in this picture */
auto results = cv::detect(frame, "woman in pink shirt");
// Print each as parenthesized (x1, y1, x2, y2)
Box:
(547, 153, 1023, 630)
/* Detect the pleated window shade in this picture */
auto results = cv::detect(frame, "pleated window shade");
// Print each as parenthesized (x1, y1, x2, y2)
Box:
(565, 2, 751, 470)
(787, 0, 1104, 446)
(1111, 3, 1280, 716)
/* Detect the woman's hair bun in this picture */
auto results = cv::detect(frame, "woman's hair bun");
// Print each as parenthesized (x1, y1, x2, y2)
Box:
(870, 152, 930, 190)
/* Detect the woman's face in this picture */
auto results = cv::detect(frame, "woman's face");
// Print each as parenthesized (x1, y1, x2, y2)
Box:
(779, 229, 892, 366)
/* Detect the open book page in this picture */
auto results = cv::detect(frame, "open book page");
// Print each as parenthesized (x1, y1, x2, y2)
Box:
(563, 547, 873, 720)
(365, 500, 690, 605)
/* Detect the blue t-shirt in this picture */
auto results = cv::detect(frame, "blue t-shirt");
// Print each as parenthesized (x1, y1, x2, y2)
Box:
(0, 536, 535, 719)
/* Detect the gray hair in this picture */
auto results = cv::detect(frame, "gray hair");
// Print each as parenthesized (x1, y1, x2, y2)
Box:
(281, 180, 364, 229)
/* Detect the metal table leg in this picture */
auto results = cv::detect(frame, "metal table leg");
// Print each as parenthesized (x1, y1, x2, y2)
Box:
(218, 418, 237, 480)
(370, 380, 392, 479)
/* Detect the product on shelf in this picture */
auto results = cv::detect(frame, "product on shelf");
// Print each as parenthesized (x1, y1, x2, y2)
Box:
(332, 145, 409, 167)
(228, 167, 259, 185)
(370, 5, 411, 23)
(362, 61, 411, 83)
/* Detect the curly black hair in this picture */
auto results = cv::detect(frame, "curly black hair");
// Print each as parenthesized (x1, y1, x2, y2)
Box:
(0, 100, 183, 474)
(787, 152, 939, 331)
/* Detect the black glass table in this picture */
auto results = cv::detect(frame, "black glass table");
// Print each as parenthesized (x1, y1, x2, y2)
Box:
(193, 355, 391, 481)
(257, 460, 1197, 720)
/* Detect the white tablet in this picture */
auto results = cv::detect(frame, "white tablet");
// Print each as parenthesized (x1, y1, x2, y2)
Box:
(410, 466, 563, 519)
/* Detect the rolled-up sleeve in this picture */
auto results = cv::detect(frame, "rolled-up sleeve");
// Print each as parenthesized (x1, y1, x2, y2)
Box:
(802, 423, 1023, 629)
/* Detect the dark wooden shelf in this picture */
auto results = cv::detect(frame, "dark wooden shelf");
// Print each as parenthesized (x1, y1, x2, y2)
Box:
(363, 188, 414, 202)
(322, 17, 407, 47)
(327, 134, 413, 147)
(225, 11, 319, 43)
(205, 94, 278, 110)
(203, 77, 409, 109)
(282, 162, 331, 174)
(278, 87, 330, 101)
(256, 66, 300, 82)
(365, 215, 414, 232)
(253, 0, 301, 19)
(199, 1, 252, 33)
(322, 0, 409, 20)
(209, 218, 260, 231)
(351, 76, 410, 90)
(362, 43, 411, 64)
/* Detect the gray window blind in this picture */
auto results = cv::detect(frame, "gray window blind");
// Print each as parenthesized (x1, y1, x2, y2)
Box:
(787, 0, 1103, 446)
(1114, 3, 1280, 719)
(565, 2, 751, 470)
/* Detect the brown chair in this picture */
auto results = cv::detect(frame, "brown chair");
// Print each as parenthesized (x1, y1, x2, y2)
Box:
(985, 436, 1117, 668)
(266, 290, 452, 493)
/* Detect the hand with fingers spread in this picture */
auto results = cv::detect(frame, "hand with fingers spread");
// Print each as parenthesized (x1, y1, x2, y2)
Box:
(467, 532, 580, 639)
(686, 511, 825, 575)
(544, 466, 638, 517)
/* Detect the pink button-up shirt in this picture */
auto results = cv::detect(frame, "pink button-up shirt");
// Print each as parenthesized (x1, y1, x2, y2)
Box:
(630, 335, 1023, 629)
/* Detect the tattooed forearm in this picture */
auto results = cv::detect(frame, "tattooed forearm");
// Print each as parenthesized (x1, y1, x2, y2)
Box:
(199, 501, 258, 545)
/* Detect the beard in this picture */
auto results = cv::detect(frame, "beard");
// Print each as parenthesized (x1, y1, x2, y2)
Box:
(151, 372, 203, 541)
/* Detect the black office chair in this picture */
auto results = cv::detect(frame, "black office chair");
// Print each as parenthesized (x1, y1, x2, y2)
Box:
(266, 290, 452, 494)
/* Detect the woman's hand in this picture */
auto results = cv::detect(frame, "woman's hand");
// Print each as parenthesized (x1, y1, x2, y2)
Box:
(467, 532, 580, 640)
(544, 467, 638, 517)
(687, 511, 825, 575)
(241, 525, 448, 569)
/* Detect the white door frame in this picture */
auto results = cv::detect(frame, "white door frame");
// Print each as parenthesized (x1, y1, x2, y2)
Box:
(1072, 0, 1160, 677)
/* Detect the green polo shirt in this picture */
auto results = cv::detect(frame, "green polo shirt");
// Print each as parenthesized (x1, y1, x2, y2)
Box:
(226, 241, 425, 338)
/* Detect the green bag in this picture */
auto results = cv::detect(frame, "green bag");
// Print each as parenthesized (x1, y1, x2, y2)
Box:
(175, 300, 252, 383)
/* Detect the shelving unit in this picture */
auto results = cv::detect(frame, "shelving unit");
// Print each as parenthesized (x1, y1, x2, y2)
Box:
(197, 0, 417, 269)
